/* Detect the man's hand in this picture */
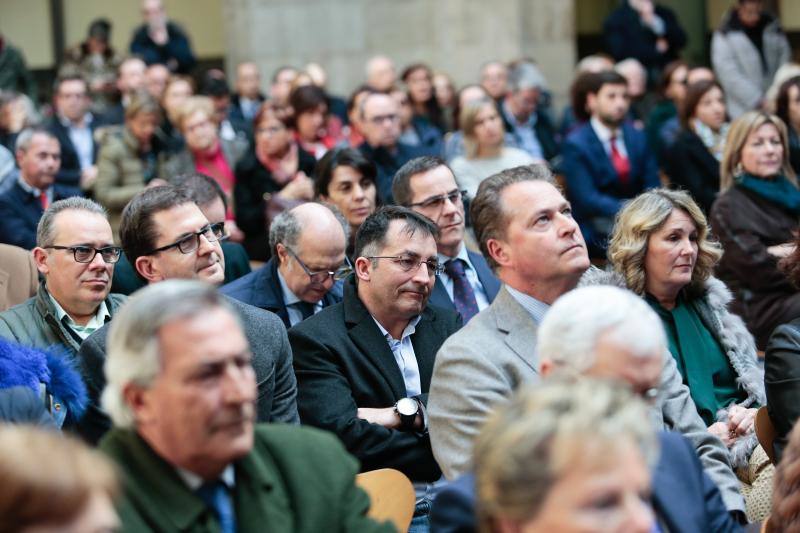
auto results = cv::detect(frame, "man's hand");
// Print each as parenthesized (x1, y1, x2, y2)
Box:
(357, 407, 401, 429)
(80, 165, 99, 190)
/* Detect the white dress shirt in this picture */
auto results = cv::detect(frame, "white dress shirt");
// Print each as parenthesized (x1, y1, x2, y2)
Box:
(590, 116, 628, 159)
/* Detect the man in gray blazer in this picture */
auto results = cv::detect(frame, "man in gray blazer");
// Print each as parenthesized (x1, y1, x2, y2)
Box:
(76, 185, 298, 444)
(427, 163, 746, 515)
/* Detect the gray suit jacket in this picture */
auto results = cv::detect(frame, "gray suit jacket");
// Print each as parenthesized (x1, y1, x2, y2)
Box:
(428, 283, 746, 513)
(76, 294, 299, 444)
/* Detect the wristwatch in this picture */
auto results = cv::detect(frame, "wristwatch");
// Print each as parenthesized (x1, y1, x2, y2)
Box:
(394, 397, 420, 431)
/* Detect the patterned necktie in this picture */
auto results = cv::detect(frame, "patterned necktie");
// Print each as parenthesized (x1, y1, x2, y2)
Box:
(196, 480, 237, 533)
(444, 259, 479, 323)
(609, 135, 630, 185)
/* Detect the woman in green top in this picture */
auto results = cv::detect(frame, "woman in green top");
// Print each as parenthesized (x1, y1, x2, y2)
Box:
(608, 188, 764, 469)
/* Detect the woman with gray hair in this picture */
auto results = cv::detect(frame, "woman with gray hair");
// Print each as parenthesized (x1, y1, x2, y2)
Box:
(474, 378, 656, 533)
(608, 188, 770, 519)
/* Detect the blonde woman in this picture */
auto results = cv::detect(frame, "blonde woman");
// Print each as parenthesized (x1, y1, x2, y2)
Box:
(449, 98, 534, 197)
(709, 111, 800, 349)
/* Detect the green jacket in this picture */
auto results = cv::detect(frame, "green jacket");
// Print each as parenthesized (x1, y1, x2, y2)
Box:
(0, 282, 126, 356)
(101, 424, 396, 533)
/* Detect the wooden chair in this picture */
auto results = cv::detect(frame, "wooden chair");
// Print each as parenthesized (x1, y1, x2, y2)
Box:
(755, 405, 778, 465)
(356, 468, 415, 532)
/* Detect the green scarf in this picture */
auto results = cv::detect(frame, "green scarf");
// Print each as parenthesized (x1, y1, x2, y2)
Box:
(736, 173, 800, 215)
(648, 295, 746, 426)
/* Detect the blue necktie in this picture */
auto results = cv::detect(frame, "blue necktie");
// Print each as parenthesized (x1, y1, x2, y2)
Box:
(196, 480, 237, 533)
(444, 259, 480, 323)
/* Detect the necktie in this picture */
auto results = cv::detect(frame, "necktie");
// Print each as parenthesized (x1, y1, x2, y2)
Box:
(444, 259, 479, 323)
(196, 480, 237, 533)
(609, 135, 630, 185)
(39, 193, 49, 211)
(295, 301, 315, 320)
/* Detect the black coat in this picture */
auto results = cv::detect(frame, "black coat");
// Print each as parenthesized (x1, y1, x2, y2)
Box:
(45, 116, 105, 188)
(765, 318, 800, 462)
(358, 142, 429, 205)
(499, 106, 560, 165)
(0, 180, 82, 249)
(603, 3, 687, 71)
(665, 129, 720, 213)
(288, 277, 461, 482)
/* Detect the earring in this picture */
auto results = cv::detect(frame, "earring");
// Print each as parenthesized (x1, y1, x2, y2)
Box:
(734, 162, 744, 178)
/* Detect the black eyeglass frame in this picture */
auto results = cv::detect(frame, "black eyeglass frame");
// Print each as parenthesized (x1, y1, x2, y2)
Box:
(44, 245, 123, 264)
(364, 255, 444, 276)
(143, 222, 226, 255)
(406, 188, 467, 211)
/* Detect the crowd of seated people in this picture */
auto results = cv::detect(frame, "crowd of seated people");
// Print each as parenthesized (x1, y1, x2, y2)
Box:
(3, 0, 800, 531)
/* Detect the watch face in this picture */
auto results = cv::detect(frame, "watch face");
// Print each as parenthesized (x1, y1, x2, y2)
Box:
(396, 397, 418, 416)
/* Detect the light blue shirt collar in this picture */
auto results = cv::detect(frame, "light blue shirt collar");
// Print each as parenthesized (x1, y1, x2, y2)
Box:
(504, 285, 550, 324)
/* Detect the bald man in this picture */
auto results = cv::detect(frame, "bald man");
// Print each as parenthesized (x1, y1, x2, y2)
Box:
(365, 55, 397, 92)
(222, 202, 350, 329)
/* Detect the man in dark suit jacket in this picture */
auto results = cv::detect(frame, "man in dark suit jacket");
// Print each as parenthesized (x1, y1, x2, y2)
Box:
(223, 203, 347, 329)
(289, 206, 461, 525)
(76, 185, 298, 444)
(99, 280, 392, 532)
(45, 75, 105, 190)
(430, 432, 741, 533)
(358, 91, 428, 204)
(229, 61, 265, 125)
(392, 157, 500, 323)
(561, 70, 659, 256)
(129, 0, 196, 74)
(0, 129, 81, 249)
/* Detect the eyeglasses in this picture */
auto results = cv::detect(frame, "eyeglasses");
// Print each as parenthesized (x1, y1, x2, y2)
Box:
(366, 113, 399, 125)
(285, 246, 353, 283)
(44, 245, 122, 264)
(407, 189, 466, 211)
(145, 222, 225, 255)
(365, 255, 443, 276)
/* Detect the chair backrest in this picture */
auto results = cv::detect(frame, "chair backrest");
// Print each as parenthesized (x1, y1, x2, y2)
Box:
(755, 405, 778, 465)
(0, 243, 38, 312)
(355, 468, 415, 532)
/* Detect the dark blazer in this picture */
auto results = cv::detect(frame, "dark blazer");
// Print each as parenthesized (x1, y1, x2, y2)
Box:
(665, 129, 720, 213)
(45, 115, 105, 188)
(101, 425, 394, 533)
(0, 180, 82, 249)
(110, 241, 252, 296)
(429, 432, 741, 533)
(500, 107, 560, 164)
(358, 141, 429, 205)
(221, 258, 344, 329)
(561, 120, 659, 251)
(765, 317, 800, 462)
(288, 277, 461, 482)
(129, 21, 196, 74)
(76, 294, 299, 444)
(603, 3, 687, 70)
(428, 250, 501, 320)
(229, 93, 266, 125)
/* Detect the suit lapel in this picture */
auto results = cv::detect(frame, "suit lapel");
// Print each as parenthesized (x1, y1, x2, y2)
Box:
(410, 308, 438, 392)
(585, 126, 617, 185)
(235, 444, 294, 531)
(468, 251, 500, 302)
(429, 276, 455, 311)
(492, 287, 540, 373)
(254, 260, 290, 326)
(622, 123, 640, 183)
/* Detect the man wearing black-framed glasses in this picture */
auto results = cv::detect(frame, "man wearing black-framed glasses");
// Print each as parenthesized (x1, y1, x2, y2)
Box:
(222, 203, 349, 329)
(0, 197, 127, 360)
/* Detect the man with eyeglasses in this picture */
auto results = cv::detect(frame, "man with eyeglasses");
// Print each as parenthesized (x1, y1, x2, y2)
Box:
(357, 91, 429, 204)
(0, 197, 126, 358)
(76, 185, 299, 444)
(393, 156, 500, 323)
(289, 205, 462, 530)
(222, 202, 349, 329)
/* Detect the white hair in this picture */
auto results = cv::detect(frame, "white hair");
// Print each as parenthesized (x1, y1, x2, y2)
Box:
(537, 285, 666, 372)
(101, 280, 238, 428)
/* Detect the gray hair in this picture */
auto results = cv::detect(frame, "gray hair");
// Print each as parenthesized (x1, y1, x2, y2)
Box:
(36, 197, 108, 248)
(102, 280, 239, 428)
(537, 285, 665, 373)
(268, 202, 349, 257)
(507, 62, 547, 93)
(14, 127, 57, 154)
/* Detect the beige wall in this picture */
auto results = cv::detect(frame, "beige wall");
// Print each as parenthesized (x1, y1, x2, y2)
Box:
(0, 0, 53, 68)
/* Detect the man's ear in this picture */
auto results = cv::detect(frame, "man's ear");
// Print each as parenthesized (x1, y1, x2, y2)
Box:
(123, 382, 153, 425)
(32, 247, 50, 276)
(540, 358, 553, 377)
(354, 256, 371, 282)
(486, 238, 511, 269)
(134, 256, 163, 283)
(275, 243, 289, 267)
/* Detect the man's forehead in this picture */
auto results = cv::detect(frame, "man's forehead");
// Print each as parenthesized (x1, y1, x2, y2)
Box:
(410, 166, 456, 198)
(154, 203, 207, 236)
(52, 210, 112, 242)
(502, 180, 562, 213)
(29, 136, 60, 153)
(383, 220, 437, 254)
(364, 94, 395, 115)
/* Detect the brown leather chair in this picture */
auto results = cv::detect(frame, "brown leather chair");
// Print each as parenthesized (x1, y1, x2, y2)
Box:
(0, 243, 38, 311)
(355, 468, 415, 532)
(755, 405, 778, 465)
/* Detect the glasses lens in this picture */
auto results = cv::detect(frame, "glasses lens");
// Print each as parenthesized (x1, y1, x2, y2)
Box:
(177, 234, 200, 254)
(209, 223, 225, 240)
(333, 266, 352, 280)
(73, 247, 95, 263)
(426, 260, 442, 276)
(100, 247, 122, 263)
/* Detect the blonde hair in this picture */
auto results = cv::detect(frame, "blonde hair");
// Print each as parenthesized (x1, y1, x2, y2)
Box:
(720, 111, 796, 191)
(174, 95, 215, 131)
(607, 188, 722, 298)
(0, 426, 118, 532)
(460, 97, 497, 159)
(474, 379, 656, 532)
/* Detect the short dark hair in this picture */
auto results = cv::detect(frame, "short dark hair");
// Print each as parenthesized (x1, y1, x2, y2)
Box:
(392, 156, 451, 206)
(680, 79, 724, 129)
(119, 185, 195, 282)
(354, 206, 439, 260)
(586, 70, 627, 97)
(53, 72, 88, 94)
(199, 70, 230, 97)
(471, 164, 556, 271)
(288, 85, 327, 128)
(570, 72, 597, 123)
(658, 59, 688, 97)
(347, 84, 373, 115)
(776, 76, 800, 130)
(314, 147, 377, 198)
(172, 173, 227, 212)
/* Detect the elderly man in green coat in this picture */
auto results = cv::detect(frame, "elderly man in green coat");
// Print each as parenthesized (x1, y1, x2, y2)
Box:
(99, 279, 394, 532)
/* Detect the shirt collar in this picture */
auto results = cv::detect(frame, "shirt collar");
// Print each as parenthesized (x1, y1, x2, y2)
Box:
(372, 314, 422, 342)
(437, 243, 474, 272)
(58, 112, 93, 129)
(17, 175, 48, 196)
(504, 285, 550, 323)
(276, 269, 301, 306)
(502, 99, 537, 128)
(176, 464, 235, 491)
(590, 116, 619, 143)
(47, 290, 110, 329)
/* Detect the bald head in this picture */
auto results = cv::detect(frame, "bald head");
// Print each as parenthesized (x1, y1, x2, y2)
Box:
(236, 62, 261, 100)
(366, 55, 396, 92)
